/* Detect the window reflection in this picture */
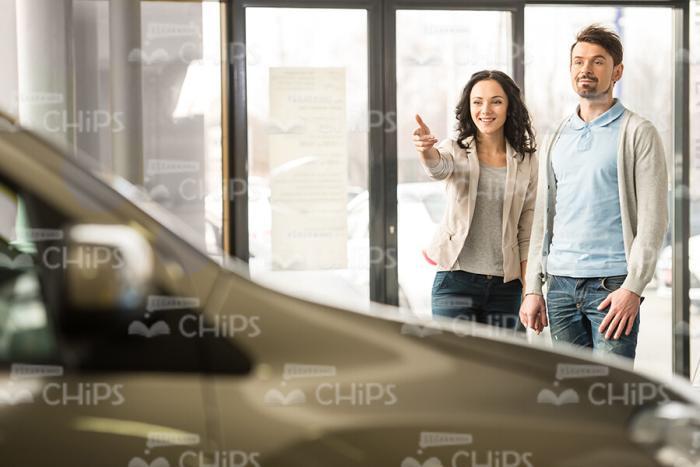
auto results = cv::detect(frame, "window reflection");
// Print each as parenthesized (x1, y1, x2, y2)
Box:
(396, 10, 513, 317)
(0, 0, 223, 259)
(688, 0, 700, 385)
(525, 6, 674, 378)
(245, 8, 371, 310)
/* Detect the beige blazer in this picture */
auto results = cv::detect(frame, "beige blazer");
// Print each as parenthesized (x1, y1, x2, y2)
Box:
(422, 136, 538, 283)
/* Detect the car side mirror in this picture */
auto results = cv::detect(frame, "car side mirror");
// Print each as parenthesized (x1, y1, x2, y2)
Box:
(63, 224, 155, 322)
(630, 401, 700, 466)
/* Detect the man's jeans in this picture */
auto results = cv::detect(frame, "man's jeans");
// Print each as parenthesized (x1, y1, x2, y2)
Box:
(546, 274, 640, 360)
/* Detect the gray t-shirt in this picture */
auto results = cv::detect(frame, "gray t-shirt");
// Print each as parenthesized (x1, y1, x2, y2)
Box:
(454, 163, 506, 276)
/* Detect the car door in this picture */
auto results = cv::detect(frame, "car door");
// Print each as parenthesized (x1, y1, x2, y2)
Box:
(0, 144, 220, 467)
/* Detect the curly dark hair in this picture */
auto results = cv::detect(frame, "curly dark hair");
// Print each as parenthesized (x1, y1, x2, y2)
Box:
(454, 70, 536, 157)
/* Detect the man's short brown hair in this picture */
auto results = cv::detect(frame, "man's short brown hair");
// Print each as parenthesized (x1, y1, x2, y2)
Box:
(570, 24, 623, 66)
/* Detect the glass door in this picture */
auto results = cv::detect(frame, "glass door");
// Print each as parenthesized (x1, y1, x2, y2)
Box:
(525, 5, 675, 379)
(245, 7, 371, 310)
(395, 9, 515, 318)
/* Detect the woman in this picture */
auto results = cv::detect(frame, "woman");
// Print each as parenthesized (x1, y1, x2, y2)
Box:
(413, 70, 538, 332)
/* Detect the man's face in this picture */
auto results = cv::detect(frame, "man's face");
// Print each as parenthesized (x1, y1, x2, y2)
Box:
(570, 41, 623, 99)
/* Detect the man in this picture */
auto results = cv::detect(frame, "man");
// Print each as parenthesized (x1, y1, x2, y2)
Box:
(520, 25, 668, 360)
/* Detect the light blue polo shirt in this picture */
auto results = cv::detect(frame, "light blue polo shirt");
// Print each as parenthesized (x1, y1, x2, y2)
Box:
(547, 99, 628, 278)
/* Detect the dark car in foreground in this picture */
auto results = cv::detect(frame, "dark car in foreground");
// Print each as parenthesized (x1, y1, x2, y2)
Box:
(0, 116, 699, 466)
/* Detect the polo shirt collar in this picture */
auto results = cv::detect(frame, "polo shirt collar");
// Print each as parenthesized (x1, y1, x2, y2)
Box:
(569, 99, 625, 130)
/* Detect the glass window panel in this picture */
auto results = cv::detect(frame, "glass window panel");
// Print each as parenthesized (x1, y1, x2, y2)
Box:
(245, 8, 370, 310)
(0, 0, 224, 260)
(140, 1, 223, 259)
(525, 6, 674, 378)
(689, 0, 700, 385)
(0, 0, 19, 117)
(396, 10, 513, 317)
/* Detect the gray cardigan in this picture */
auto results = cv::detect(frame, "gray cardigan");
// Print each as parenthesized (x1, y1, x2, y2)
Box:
(525, 109, 669, 296)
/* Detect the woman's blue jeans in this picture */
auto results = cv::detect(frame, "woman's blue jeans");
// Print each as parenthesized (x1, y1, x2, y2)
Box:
(431, 270, 524, 332)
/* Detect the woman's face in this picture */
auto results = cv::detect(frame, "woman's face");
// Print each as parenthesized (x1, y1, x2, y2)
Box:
(470, 79, 508, 137)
